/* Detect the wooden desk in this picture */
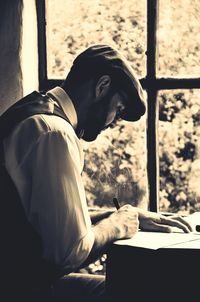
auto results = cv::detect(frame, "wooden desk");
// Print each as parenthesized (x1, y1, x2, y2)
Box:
(106, 232, 200, 301)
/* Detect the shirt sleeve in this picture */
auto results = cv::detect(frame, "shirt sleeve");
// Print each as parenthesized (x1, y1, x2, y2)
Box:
(9, 126, 94, 273)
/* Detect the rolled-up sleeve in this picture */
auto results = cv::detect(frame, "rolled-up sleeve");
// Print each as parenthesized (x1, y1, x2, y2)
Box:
(5, 117, 94, 274)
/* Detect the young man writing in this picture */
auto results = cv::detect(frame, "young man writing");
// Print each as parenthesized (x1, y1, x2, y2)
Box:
(0, 44, 192, 301)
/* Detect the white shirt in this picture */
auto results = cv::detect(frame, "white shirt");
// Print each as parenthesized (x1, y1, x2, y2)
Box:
(3, 87, 94, 274)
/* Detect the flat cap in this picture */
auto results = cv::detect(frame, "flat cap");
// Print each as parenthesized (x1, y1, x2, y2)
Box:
(72, 44, 146, 121)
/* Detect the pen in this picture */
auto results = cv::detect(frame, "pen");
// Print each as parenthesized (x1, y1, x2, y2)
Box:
(113, 197, 120, 210)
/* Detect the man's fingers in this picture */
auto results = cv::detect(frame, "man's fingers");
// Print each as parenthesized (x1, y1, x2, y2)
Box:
(160, 216, 191, 233)
(143, 222, 172, 233)
(171, 216, 193, 232)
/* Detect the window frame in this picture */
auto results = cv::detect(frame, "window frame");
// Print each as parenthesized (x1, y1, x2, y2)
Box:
(36, 0, 200, 212)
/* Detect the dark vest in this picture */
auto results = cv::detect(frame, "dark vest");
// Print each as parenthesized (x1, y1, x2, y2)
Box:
(0, 91, 71, 294)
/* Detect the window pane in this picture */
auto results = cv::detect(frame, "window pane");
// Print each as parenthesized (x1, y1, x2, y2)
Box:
(82, 117, 148, 209)
(158, 89, 200, 214)
(46, 0, 146, 78)
(157, 0, 200, 77)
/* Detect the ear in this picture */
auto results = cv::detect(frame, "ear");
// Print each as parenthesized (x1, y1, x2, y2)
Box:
(95, 75, 111, 98)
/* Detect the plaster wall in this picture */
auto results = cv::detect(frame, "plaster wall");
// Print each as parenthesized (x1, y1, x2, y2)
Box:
(0, 0, 38, 115)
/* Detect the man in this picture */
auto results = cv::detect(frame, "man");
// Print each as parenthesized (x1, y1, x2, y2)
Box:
(0, 44, 192, 301)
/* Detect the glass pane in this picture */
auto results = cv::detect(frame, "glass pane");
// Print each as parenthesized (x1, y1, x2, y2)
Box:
(158, 89, 200, 214)
(82, 116, 148, 209)
(46, 0, 146, 78)
(157, 0, 200, 77)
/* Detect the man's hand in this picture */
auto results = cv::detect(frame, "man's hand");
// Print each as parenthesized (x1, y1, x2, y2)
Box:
(83, 205, 139, 266)
(109, 204, 139, 239)
(136, 208, 193, 233)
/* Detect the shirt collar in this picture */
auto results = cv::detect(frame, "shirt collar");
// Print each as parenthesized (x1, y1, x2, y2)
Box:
(46, 86, 78, 129)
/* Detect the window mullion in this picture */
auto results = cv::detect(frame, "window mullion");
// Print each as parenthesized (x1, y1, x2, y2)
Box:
(146, 0, 159, 212)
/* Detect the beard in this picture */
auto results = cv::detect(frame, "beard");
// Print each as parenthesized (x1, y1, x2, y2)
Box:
(82, 106, 108, 141)
(77, 94, 112, 142)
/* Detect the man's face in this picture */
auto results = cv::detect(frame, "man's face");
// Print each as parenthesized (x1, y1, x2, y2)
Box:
(82, 91, 125, 142)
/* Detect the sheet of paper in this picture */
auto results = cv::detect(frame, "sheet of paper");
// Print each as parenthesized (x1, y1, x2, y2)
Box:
(166, 238, 200, 249)
(114, 231, 200, 250)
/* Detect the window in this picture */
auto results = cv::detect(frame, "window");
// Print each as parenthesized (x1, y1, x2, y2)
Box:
(36, 0, 200, 214)
(157, 0, 200, 214)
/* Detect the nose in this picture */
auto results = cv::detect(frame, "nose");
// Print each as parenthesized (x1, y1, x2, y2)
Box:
(137, 98, 146, 117)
